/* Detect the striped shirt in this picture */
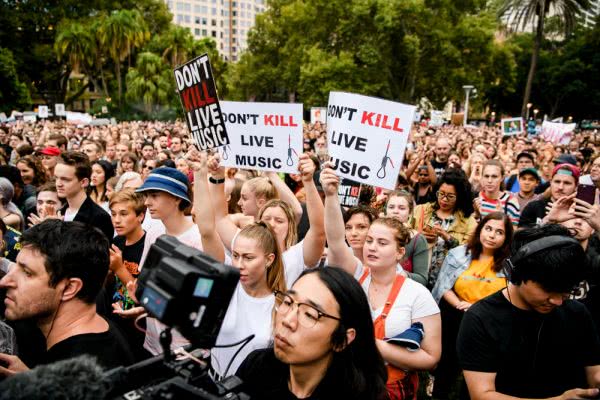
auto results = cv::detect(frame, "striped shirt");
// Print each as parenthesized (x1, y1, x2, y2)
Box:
(478, 191, 520, 226)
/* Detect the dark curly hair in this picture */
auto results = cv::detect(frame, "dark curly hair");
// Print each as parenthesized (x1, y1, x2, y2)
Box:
(432, 168, 474, 218)
(467, 212, 513, 272)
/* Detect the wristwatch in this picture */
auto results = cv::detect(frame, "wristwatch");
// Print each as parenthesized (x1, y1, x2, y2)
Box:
(209, 176, 225, 184)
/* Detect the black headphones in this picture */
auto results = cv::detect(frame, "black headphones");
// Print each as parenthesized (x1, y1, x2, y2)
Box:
(503, 235, 580, 283)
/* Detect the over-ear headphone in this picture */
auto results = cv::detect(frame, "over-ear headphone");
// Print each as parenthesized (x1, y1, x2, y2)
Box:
(503, 235, 580, 283)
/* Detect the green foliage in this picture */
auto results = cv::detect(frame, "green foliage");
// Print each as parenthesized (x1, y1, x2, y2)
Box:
(226, 0, 519, 112)
(126, 52, 174, 116)
(0, 48, 31, 111)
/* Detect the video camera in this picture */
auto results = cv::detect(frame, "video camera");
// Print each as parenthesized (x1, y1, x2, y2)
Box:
(105, 235, 248, 399)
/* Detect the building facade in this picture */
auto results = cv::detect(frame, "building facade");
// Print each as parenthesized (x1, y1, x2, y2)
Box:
(165, 0, 266, 61)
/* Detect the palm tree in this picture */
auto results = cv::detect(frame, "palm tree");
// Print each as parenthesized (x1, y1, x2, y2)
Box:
(54, 20, 109, 101)
(126, 52, 173, 115)
(499, 0, 590, 118)
(161, 26, 195, 67)
(97, 10, 150, 106)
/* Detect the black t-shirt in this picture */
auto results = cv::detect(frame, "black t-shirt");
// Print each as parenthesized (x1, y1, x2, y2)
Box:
(430, 159, 448, 179)
(457, 291, 600, 398)
(41, 319, 135, 370)
(518, 198, 549, 228)
(236, 349, 373, 400)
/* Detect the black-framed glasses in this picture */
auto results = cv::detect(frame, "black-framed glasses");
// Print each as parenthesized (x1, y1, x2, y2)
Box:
(436, 191, 457, 201)
(273, 290, 340, 328)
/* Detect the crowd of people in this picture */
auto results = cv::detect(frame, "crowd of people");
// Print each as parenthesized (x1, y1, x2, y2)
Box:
(0, 117, 599, 399)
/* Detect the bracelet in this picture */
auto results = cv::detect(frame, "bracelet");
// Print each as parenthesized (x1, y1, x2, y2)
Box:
(209, 176, 225, 184)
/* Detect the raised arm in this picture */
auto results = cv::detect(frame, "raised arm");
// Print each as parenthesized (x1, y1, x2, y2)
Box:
(320, 165, 358, 276)
(207, 155, 239, 252)
(266, 171, 303, 222)
(189, 149, 225, 262)
(297, 154, 325, 267)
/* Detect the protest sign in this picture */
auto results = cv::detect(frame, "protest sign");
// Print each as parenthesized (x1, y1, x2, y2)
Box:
(326, 92, 416, 190)
(310, 107, 327, 124)
(174, 54, 228, 151)
(541, 121, 576, 145)
(65, 111, 92, 125)
(429, 110, 444, 127)
(0, 113, 6, 123)
(338, 178, 362, 207)
(501, 117, 523, 135)
(55, 103, 65, 116)
(23, 114, 36, 123)
(101, 106, 109, 114)
(38, 105, 48, 119)
(217, 101, 303, 174)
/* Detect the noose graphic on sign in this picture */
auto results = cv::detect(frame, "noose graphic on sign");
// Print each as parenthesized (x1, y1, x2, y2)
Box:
(286, 134, 299, 166)
(221, 144, 232, 160)
(377, 140, 395, 179)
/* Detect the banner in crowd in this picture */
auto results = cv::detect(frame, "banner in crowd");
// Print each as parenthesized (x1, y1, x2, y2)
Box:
(429, 110, 444, 127)
(501, 117, 523, 135)
(174, 54, 229, 151)
(55, 103, 65, 117)
(23, 112, 37, 123)
(65, 111, 92, 125)
(310, 107, 327, 124)
(218, 101, 303, 174)
(38, 105, 48, 119)
(0, 113, 6, 123)
(541, 121, 576, 144)
(326, 92, 416, 190)
(338, 178, 362, 207)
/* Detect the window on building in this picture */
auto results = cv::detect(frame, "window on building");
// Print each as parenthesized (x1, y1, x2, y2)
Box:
(184, 15, 191, 23)
(202, 29, 208, 35)
(176, 14, 184, 22)
(211, 19, 217, 26)
(202, 17, 207, 25)
(195, 28, 201, 35)
(211, 7, 217, 15)
(233, 10, 237, 16)
(211, 30, 217, 37)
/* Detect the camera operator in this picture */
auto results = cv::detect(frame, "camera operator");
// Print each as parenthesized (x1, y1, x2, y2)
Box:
(0, 220, 134, 376)
(457, 224, 600, 400)
(236, 267, 388, 400)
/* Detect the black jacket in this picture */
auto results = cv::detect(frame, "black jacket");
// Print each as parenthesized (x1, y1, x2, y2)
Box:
(61, 196, 114, 239)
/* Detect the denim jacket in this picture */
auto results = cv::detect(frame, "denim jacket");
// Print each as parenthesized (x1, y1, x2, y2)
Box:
(431, 245, 472, 303)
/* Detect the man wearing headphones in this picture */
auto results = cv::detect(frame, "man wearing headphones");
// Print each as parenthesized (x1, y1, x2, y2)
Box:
(457, 224, 600, 400)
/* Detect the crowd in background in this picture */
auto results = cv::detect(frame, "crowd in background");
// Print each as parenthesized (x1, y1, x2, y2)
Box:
(0, 117, 599, 400)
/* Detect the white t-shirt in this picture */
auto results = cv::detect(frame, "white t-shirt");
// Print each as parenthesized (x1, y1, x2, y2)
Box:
(282, 240, 306, 287)
(211, 284, 275, 377)
(63, 208, 77, 222)
(144, 221, 203, 355)
(354, 263, 439, 338)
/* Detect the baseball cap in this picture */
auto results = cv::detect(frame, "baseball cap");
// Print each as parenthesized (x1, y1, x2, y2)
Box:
(37, 146, 61, 157)
(552, 163, 580, 181)
(518, 167, 541, 181)
(553, 154, 577, 166)
(135, 167, 190, 204)
(516, 152, 535, 163)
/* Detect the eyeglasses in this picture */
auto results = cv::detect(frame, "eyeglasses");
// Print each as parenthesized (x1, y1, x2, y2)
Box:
(437, 191, 457, 201)
(273, 290, 340, 328)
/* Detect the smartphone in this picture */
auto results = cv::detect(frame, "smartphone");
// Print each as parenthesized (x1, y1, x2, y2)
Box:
(576, 184, 596, 205)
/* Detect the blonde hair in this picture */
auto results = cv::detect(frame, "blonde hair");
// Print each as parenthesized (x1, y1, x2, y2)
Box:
(371, 217, 411, 251)
(244, 177, 277, 202)
(109, 188, 146, 215)
(237, 221, 286, 293)
(258, 199, 298, 250)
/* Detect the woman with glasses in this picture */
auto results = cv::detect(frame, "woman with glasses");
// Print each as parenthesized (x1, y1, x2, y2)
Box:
(385, 191, 429, 286)
(321, 165, 441, 400)
(141, 159, 157, 180)
(412, 168, 477, 289)
(430, 212, 513, 397)
(474, 160, 520, 226)
(237, 268, 388, 400)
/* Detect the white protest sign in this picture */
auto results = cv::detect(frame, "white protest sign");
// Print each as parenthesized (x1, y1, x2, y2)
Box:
(217, 101, 303, 174)
(429, 110, 444, 127)
(38, 105, 48, 119)
(65, 111, 93, 125)
(0, 113, 6, 123)
(55, 103, 65, 116)
(326, 92, 416, 190)
(310, 107, 327, 124)
(23, 114, 37, 123)
(101, 106, 108, 114)
(541, 121, 576, 144)
(501, 117, 523, 135)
